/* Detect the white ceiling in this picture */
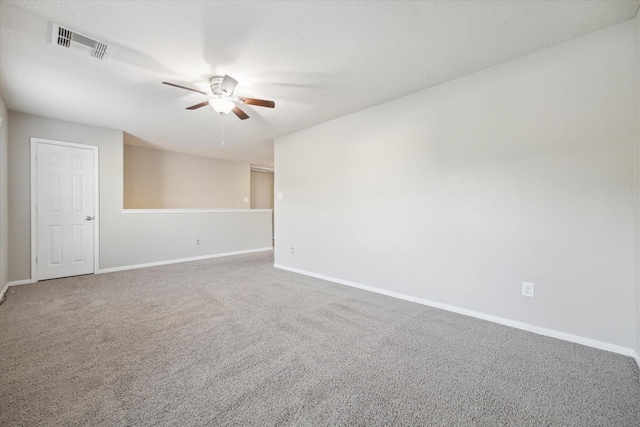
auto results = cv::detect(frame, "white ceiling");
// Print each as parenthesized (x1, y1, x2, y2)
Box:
(1, 1, 638, 168)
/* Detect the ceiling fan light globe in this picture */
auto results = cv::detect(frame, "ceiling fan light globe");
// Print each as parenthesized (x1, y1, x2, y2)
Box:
(209, 98, 235, 115)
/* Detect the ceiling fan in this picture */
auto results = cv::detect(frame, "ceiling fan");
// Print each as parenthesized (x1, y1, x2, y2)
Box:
(162, 75, 275, 120)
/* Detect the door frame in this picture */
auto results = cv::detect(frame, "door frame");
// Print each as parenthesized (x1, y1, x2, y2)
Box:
(30, 137, 100, 281)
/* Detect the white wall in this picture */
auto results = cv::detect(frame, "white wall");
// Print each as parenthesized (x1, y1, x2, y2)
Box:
(275, 21, 637, 349)
(0, 95, 8, 291)
(8, 112, 272, 280)
(124, 144, 250, 209)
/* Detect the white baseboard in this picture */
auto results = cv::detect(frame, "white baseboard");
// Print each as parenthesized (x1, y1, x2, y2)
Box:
(632, 351, 640, 370)
(274, 263, 419, 303)
(273, 264, 638, 361)
(8, 279, 35, 286)
(413, 296, 636, 358)
(0, 283, 9, 302)
(98, 247, 273, 274)
(1, 279, 36, 304)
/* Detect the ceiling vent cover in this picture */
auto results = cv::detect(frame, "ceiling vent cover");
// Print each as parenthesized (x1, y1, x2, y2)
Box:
(52, 23, 112, 60)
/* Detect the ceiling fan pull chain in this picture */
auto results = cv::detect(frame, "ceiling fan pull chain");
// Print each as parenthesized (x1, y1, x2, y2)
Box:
(220, 114, 225, 150)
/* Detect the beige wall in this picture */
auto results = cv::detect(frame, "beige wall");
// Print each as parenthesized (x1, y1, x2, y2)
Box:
(0, 95, 8, 291)
(124, 144, 250, 209)
(275, 21, 637, 349)
(250, 171, 274, 209)
(8, 112, 272, 280)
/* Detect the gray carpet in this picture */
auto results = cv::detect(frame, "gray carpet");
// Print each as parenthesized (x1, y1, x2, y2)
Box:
(1, 251, 639, 426)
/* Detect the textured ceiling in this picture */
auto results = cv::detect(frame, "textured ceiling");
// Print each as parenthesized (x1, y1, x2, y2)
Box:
(1, 1, 638, 167)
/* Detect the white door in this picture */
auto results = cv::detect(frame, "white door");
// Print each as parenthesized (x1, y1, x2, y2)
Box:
(35, 142, 95, 280)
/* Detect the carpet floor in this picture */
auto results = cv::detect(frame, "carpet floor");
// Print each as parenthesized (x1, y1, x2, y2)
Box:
(1, 251, 639, 426)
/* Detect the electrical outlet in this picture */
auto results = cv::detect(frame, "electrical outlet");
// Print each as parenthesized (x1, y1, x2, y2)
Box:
(522, 282, 534, 298)
(291, 247, 295, 254)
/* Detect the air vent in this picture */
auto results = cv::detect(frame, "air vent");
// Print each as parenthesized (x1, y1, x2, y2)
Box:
(51, 23, 112, 60)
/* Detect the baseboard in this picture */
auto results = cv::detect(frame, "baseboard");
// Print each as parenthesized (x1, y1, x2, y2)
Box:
(0, 283, 9, 303)
(98, 247, 274, 274)
(1, 279, 36, 304)
(273, 264, 637, 360)
(413, 296, 636, 358)
(274, 264, 419, 303)
(8, 279, 35, 286)
(632, 351, 640, 370)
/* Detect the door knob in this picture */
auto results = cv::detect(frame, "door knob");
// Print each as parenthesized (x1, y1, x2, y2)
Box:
(86, 216, 94, 221)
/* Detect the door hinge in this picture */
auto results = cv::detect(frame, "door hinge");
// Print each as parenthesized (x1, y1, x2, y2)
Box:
(36, 256, 38, 264)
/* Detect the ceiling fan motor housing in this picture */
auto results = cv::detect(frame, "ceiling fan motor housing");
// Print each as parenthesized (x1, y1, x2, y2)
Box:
(210, 75, 237, 96)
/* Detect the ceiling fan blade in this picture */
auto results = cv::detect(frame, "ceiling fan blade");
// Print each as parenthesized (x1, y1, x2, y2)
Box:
(162, 81, 209, 96)
(186, 101, 210, 110)
(238, 97, 275, 108)
(221, 75, 239, 95)
(232, 105, 250, 120)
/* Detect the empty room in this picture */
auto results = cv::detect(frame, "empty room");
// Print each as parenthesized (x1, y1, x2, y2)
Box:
(1, 1, 639, 425)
